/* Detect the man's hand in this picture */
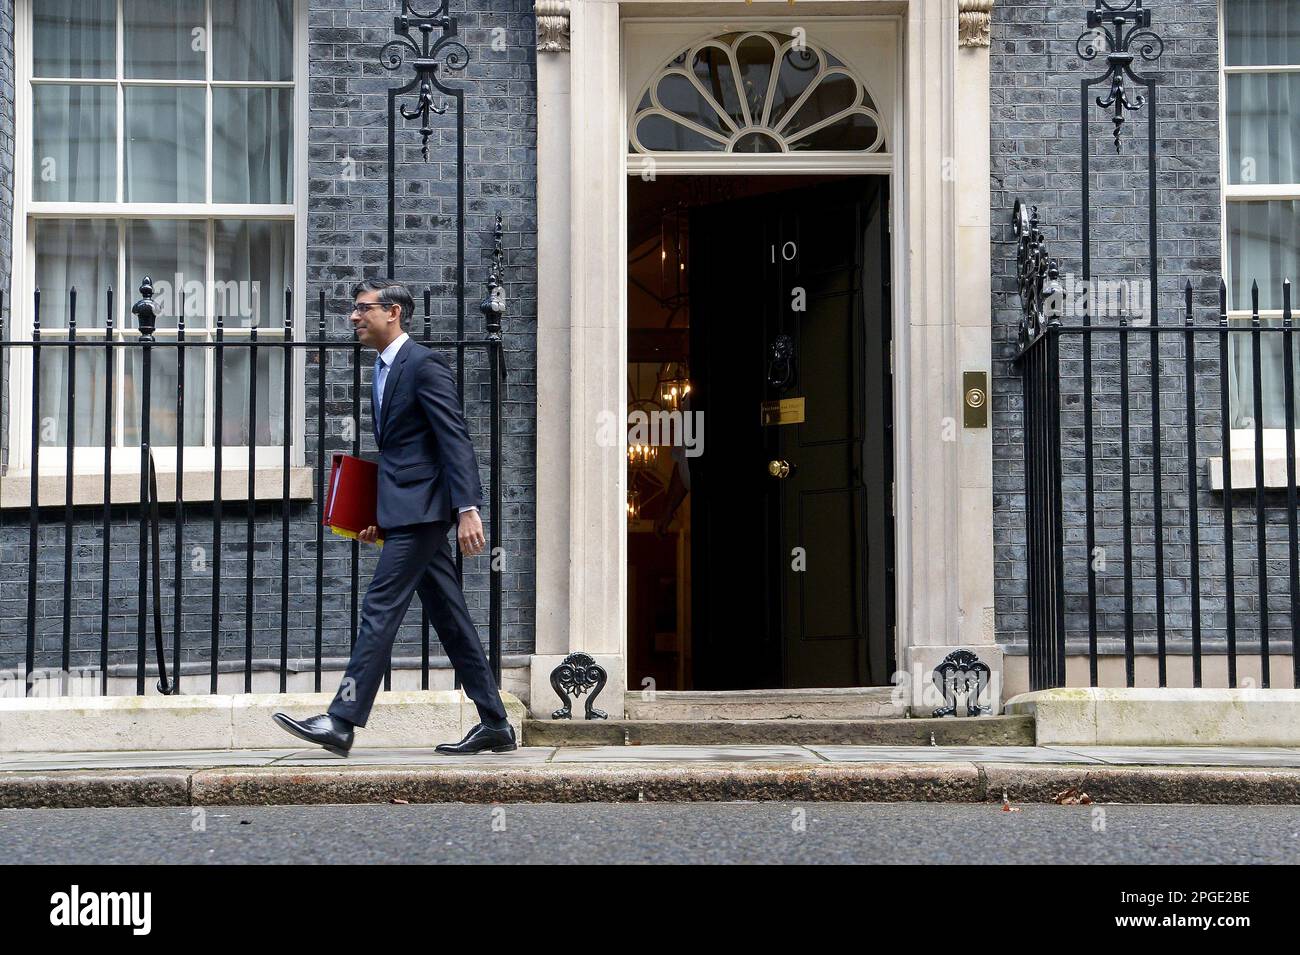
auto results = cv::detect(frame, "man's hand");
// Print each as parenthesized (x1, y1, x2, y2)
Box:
(358, 525, 380, 546)
(458, 509, 486, 557)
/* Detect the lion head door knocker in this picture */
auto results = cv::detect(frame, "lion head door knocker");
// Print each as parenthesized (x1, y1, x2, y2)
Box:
(549, 652, 609, 720)
(932, 649, 992, 718)
(767, 334, 796, 391)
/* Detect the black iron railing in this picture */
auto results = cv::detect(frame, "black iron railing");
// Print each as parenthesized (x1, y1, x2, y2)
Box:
(1015, 214, 1300, 690)
(0, 238, 507, 698)
(1011, 0, 1300, 689)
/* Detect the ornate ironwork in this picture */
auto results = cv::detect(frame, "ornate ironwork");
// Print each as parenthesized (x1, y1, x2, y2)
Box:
(1076, 0, 1164, 152)
(380, 0, 468, 161)
(378, 0, 470, 280)
(131, 275, 158, 336)
(373, 2, 506, 686)
(550, 652, 609, 720)
(479, 213, 505, 340)
(932, 650, 992, 718)
(1013, 199, 1062, 350)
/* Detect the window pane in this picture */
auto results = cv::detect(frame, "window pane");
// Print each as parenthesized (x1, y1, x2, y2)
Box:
(34, 219, 117, 331)
(213, 0, 293, 81)
(1226, 201, 1300, 310)
(32, 85, 116, 202)
(1229, 319, 1300, 428)
(692, 47, 745, 130)
(125, 221, 207, 330)
(33, 0, 115, 78)
(1226, 74, 1300, 185)
(124, 347, 206, 447)
(790, 111, 879, 151)
(213, 220, 293, 327)
(769, 48, 823, 131)
(785, 73, 862, 140)
(1225, 0, 1300, 66)
(125, 87, 206, 202)
(212, 89, 293, 204)
(36, 347, 109, 448)
(221, 346, 286, 446)
(124, 0, 206, 80)
(634, 114, 726, 152)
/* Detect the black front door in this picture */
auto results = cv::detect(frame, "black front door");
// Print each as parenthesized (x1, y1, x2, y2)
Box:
(689, 177, 893, 689)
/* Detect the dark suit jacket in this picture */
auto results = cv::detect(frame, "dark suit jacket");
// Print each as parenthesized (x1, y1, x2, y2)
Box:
(372, 338, 483, 529)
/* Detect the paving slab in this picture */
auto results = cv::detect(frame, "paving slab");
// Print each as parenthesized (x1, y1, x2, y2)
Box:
(547, 744, 818, 763)
(267, 747, 557, 766)
(0, 749, 294, 771)
(807, 745, 1105, 764)
(1043, 745, 1300, 767)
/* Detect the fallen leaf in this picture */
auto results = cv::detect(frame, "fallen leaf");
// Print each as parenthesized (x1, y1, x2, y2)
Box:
(1053, 787, 1093, 805)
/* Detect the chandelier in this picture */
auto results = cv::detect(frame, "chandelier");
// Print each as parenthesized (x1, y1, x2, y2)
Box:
(660, 205, 688, 309)
(656, 361, 691, 409)
(627, 440, 659, 469)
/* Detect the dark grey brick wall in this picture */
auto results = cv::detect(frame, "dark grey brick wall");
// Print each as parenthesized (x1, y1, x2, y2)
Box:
(0, 0, 537, 678)
(992, 0, 1297, 670)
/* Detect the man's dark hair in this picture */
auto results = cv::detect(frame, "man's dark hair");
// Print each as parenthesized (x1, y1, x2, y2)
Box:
(351, 278, 414, 328)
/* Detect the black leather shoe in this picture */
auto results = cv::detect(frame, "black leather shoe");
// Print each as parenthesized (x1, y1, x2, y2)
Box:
(435, 722, 516, 755)
(272, 712, 354, 757)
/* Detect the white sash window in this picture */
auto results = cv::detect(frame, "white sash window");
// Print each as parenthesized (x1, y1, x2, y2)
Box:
(9, 0, 305, 477)
(1221, 0, 1300, 432)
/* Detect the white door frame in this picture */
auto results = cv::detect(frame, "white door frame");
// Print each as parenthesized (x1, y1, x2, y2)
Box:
(529, 0, 999, 719)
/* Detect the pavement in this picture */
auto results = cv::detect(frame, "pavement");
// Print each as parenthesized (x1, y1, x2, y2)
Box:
(3, 744, 1300, 807)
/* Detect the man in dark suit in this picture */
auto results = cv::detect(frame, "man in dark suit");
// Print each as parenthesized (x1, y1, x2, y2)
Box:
(272, 279, 514, 756)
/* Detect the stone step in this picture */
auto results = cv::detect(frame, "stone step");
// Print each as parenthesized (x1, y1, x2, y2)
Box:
(622, 687, 905, 721)
(523, 715, 1035, 747)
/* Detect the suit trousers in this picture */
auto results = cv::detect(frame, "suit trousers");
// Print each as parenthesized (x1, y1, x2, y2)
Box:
(327, 521, 508, 728)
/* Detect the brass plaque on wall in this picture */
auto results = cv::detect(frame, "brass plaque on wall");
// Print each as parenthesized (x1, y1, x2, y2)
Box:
(761, 397, 806, 426)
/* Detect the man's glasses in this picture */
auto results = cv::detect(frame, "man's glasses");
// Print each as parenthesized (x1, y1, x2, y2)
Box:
(351, 302, 393, 315)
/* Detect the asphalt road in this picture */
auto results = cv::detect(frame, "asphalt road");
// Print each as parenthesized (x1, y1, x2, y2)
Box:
(4, 802, 1300, 864)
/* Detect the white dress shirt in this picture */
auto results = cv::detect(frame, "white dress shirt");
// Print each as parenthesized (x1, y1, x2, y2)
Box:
(377, 331, 477, 518)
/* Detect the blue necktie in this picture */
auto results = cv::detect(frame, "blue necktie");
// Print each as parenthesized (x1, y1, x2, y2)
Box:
(373, 356, 386, 441)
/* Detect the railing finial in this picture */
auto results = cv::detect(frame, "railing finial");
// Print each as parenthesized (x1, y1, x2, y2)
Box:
(132, 276, 157, 337)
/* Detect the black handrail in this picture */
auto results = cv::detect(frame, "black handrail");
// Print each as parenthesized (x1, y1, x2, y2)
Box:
(143, 444, 173, 695)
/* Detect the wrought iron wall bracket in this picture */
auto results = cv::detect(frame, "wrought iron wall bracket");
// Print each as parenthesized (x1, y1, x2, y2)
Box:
(380, 0, 468, 161)
(1076, 0, 1164, 152)
(379, 0, 469, 278)
(550, 652, 609, 720)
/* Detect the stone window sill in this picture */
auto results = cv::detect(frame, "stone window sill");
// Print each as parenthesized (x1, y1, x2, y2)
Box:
(1209, 451, 1300, 491)
(0, 468, 317, 509)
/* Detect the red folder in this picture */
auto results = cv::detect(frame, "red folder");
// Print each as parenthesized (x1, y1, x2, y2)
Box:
(323, 453, 384, 546)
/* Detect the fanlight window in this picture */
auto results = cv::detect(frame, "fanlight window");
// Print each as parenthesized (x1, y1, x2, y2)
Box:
(629, 31, 886, 154)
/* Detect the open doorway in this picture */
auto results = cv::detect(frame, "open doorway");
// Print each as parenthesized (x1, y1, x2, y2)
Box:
(626, 174, 895, 691)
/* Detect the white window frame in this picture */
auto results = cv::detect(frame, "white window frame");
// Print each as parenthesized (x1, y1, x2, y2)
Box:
(6, 0, 309, 481)
(1217, 0, 1300, 459)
